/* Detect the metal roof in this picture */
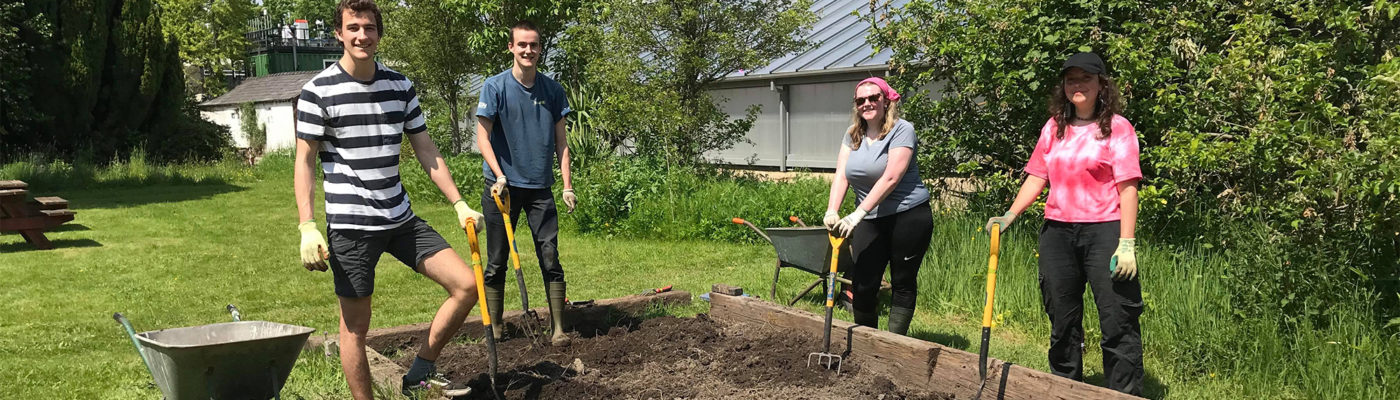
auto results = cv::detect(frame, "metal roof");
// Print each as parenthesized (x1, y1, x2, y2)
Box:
(199, 71, 321, 107)
(723, 0, 905, 81)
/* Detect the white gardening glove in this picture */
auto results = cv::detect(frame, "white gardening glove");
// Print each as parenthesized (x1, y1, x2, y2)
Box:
(490, 175, 507, 198)
(834, 208, 869, 238)
(453, 200, 484, 231)
(1110, 238, 1138, 281)
(562, 189, 577, 213)
(297, 221, 329, 271)
(985, 211, 1016, 234)
(823, 210, 840, 231)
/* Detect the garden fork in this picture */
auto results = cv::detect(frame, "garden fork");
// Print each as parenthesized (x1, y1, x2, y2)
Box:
(807, 233, 845, 374)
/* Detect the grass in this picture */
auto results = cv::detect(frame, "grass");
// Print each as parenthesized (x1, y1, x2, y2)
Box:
(2, 152, 1395, 399)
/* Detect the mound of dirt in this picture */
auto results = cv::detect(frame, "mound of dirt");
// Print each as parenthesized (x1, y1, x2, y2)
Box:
(373, 314, 953, 399)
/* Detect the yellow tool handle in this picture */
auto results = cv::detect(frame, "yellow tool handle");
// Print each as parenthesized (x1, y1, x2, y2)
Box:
(981, 225, 1000, 328)
(493, 193, 525, 272)
(465, 222, 491, 327)
(826, 235, 844, 308)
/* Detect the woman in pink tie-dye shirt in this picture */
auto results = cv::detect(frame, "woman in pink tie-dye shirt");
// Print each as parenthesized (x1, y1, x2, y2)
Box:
(984, 52, 1144, 395)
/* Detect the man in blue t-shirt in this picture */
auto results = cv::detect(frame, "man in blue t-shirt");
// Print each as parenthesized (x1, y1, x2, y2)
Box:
(475, 20, 576, 346)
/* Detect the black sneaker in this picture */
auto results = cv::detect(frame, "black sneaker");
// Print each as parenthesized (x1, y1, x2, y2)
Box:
(402, 372, 472, 398)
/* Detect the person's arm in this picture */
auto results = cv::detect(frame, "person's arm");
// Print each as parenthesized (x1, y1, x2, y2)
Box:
(477, 117, 505, 180)
(407, 132, 463, 204)
(854, 146, 913, 212)
(1118, 180, 1138, 238)
(826, 145, 852, 212)
(294, 138, 319, 223)
(555, 118, 572, 191)
(1007, 175, 1048, 217)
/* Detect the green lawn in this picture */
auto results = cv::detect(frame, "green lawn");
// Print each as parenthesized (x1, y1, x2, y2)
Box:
(1, 156, 1390, 399)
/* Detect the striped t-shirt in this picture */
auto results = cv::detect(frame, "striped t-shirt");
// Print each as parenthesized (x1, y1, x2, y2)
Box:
(295, 62, 427, 231)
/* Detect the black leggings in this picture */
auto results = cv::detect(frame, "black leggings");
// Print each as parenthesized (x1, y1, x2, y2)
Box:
(848, 202, 933, 321)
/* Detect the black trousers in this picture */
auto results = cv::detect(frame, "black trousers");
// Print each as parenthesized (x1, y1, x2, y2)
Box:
(848, 202, 933, 323)
(481, 182, 564, 285)
(1037, 220, 1143, 395)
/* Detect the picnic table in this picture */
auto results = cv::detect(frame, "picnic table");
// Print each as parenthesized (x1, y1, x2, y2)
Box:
(0, 180, 76, 250)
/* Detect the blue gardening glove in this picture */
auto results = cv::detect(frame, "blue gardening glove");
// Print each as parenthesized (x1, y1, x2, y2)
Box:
(453, 200, 484, 231)
(298, 221, 329, 271)
(833, 208, 868, 238)
(823, 210, 840, 231)
(984, 211, 1016, 234)
(1110, 238, 1138, 281)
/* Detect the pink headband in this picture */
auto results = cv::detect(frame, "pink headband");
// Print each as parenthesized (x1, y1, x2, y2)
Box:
(857, 77, 901, 102)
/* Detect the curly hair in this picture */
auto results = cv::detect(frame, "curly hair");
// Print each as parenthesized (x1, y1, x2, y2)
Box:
(1047, 74, 1123, 140)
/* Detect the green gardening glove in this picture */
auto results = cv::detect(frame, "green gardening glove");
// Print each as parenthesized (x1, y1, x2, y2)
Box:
(298, 221, 329, 271)
(1109, 238, 1137, 281)
(984, 211, 1016, 234)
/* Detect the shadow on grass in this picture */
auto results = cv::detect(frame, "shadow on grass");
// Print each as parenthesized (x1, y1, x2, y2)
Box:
(0, 238, 103, 253)
(910, 328, 972, 349)
(49, 183, 247, 209)
(1083, 370, 1168, 399)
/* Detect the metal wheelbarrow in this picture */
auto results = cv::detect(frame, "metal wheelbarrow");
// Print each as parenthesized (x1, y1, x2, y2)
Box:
(732, 217, 890, 306)
(113, 305, 315, 400)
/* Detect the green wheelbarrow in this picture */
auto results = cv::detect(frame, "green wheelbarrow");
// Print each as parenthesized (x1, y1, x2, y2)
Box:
(732, 217, 889, 306)
(113, 305, 315, 400)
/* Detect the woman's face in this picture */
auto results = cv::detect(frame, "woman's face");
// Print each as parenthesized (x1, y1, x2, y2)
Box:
(1062, 67, 1101, 110)
(854, 84, 886, 124)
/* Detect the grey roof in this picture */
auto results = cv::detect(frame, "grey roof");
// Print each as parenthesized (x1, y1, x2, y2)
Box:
(200, 71, 321, 107)
(723, 0, 905, 81)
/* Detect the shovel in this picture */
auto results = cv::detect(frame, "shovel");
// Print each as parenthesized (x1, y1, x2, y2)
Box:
(807, 233, 846, 374)
(492, 191, 542, 327)
(974, 223, 1002, 398)
(464, 221, 502, 399)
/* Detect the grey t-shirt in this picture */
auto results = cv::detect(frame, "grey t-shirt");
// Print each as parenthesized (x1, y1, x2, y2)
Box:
(842, 119, 930, 219)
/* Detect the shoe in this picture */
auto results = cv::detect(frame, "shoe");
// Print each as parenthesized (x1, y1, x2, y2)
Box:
(547, 281, 571, 346)
(402, 372, 472, 398)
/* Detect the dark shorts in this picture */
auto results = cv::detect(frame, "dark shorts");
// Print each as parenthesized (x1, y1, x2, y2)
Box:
(327, 217, 451, 298)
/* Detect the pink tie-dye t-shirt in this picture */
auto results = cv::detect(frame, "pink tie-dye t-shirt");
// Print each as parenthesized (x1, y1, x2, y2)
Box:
(1024, 115, 1142, 223)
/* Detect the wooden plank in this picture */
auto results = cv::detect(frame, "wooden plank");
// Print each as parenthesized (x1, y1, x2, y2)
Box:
(711, 283, 743, 296)
(39, 209, 75, 218)
(0, 216, 63, 232)
(0, 180, 25, 190)
(32, 197, 68, 210)
(0, 189, 26, 200)
(707, 290, 1142, 400)
(311, 290, 693, 349)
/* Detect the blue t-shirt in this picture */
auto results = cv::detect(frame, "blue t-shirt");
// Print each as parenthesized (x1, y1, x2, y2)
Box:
(476, 69, 571, 189)
(841, 119, 930, 219)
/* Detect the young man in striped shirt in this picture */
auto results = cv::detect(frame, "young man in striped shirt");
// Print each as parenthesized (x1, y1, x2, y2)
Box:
(293, 0, 479, 397)
(476, 20, 577, 347)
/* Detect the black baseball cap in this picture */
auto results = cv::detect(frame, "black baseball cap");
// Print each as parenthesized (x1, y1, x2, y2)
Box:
(1061, 52, 1106, 76)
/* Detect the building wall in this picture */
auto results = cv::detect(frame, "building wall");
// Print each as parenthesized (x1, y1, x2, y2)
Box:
(199, 101, 297, 152)
(707, 86, 783, 166)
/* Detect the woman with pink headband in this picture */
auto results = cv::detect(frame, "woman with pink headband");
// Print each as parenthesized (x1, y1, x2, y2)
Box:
(823, 77, 932, 335)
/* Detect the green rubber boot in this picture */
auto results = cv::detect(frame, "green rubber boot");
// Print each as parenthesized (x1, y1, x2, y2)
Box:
(887, 306, 915, 336)
(546, 281, 571, 346)
(483, 281, 505, 340)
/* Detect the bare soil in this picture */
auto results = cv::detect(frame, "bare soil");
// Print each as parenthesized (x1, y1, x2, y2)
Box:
(370, 313, 954, 400)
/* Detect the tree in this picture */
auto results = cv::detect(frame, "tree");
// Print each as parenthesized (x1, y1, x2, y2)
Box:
(0, 0, 33, 155)
(560, 0, 817, 164)
(380, 0, 493, 154)
(157, 0, 259, 97)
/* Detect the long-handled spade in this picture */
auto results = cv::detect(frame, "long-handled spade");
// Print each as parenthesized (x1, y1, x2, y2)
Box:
(464, 221, 503, 399)
(493, 192, 542, 328)
(974, 224, 1002, 399)
(807, 233, 846, 374)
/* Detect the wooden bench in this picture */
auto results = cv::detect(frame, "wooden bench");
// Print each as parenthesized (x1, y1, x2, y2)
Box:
(0, 180, 76, 250)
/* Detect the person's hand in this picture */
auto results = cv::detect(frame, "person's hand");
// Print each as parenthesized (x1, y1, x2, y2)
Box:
(454, 200, 484, 231)
(561, 189, 577, 213)
(984, 211, 1016, 234)
(491, 175, 508, 198)
(834, 208, 868, 238)
(823, 210, 840, 231)
(298, 221, 329, 271)
(1110, 238, 1138, 281)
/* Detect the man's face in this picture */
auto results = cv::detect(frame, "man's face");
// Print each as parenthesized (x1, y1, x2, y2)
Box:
(334, 9, 379, 61)
(510, 28, 541, 68)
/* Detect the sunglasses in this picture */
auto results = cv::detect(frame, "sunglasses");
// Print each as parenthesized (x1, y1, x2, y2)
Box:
(853, 94, 883, 106)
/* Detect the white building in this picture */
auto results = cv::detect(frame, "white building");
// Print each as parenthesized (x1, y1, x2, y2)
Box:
(199, 71, 321, 153)
(707, 0, 908, 171)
